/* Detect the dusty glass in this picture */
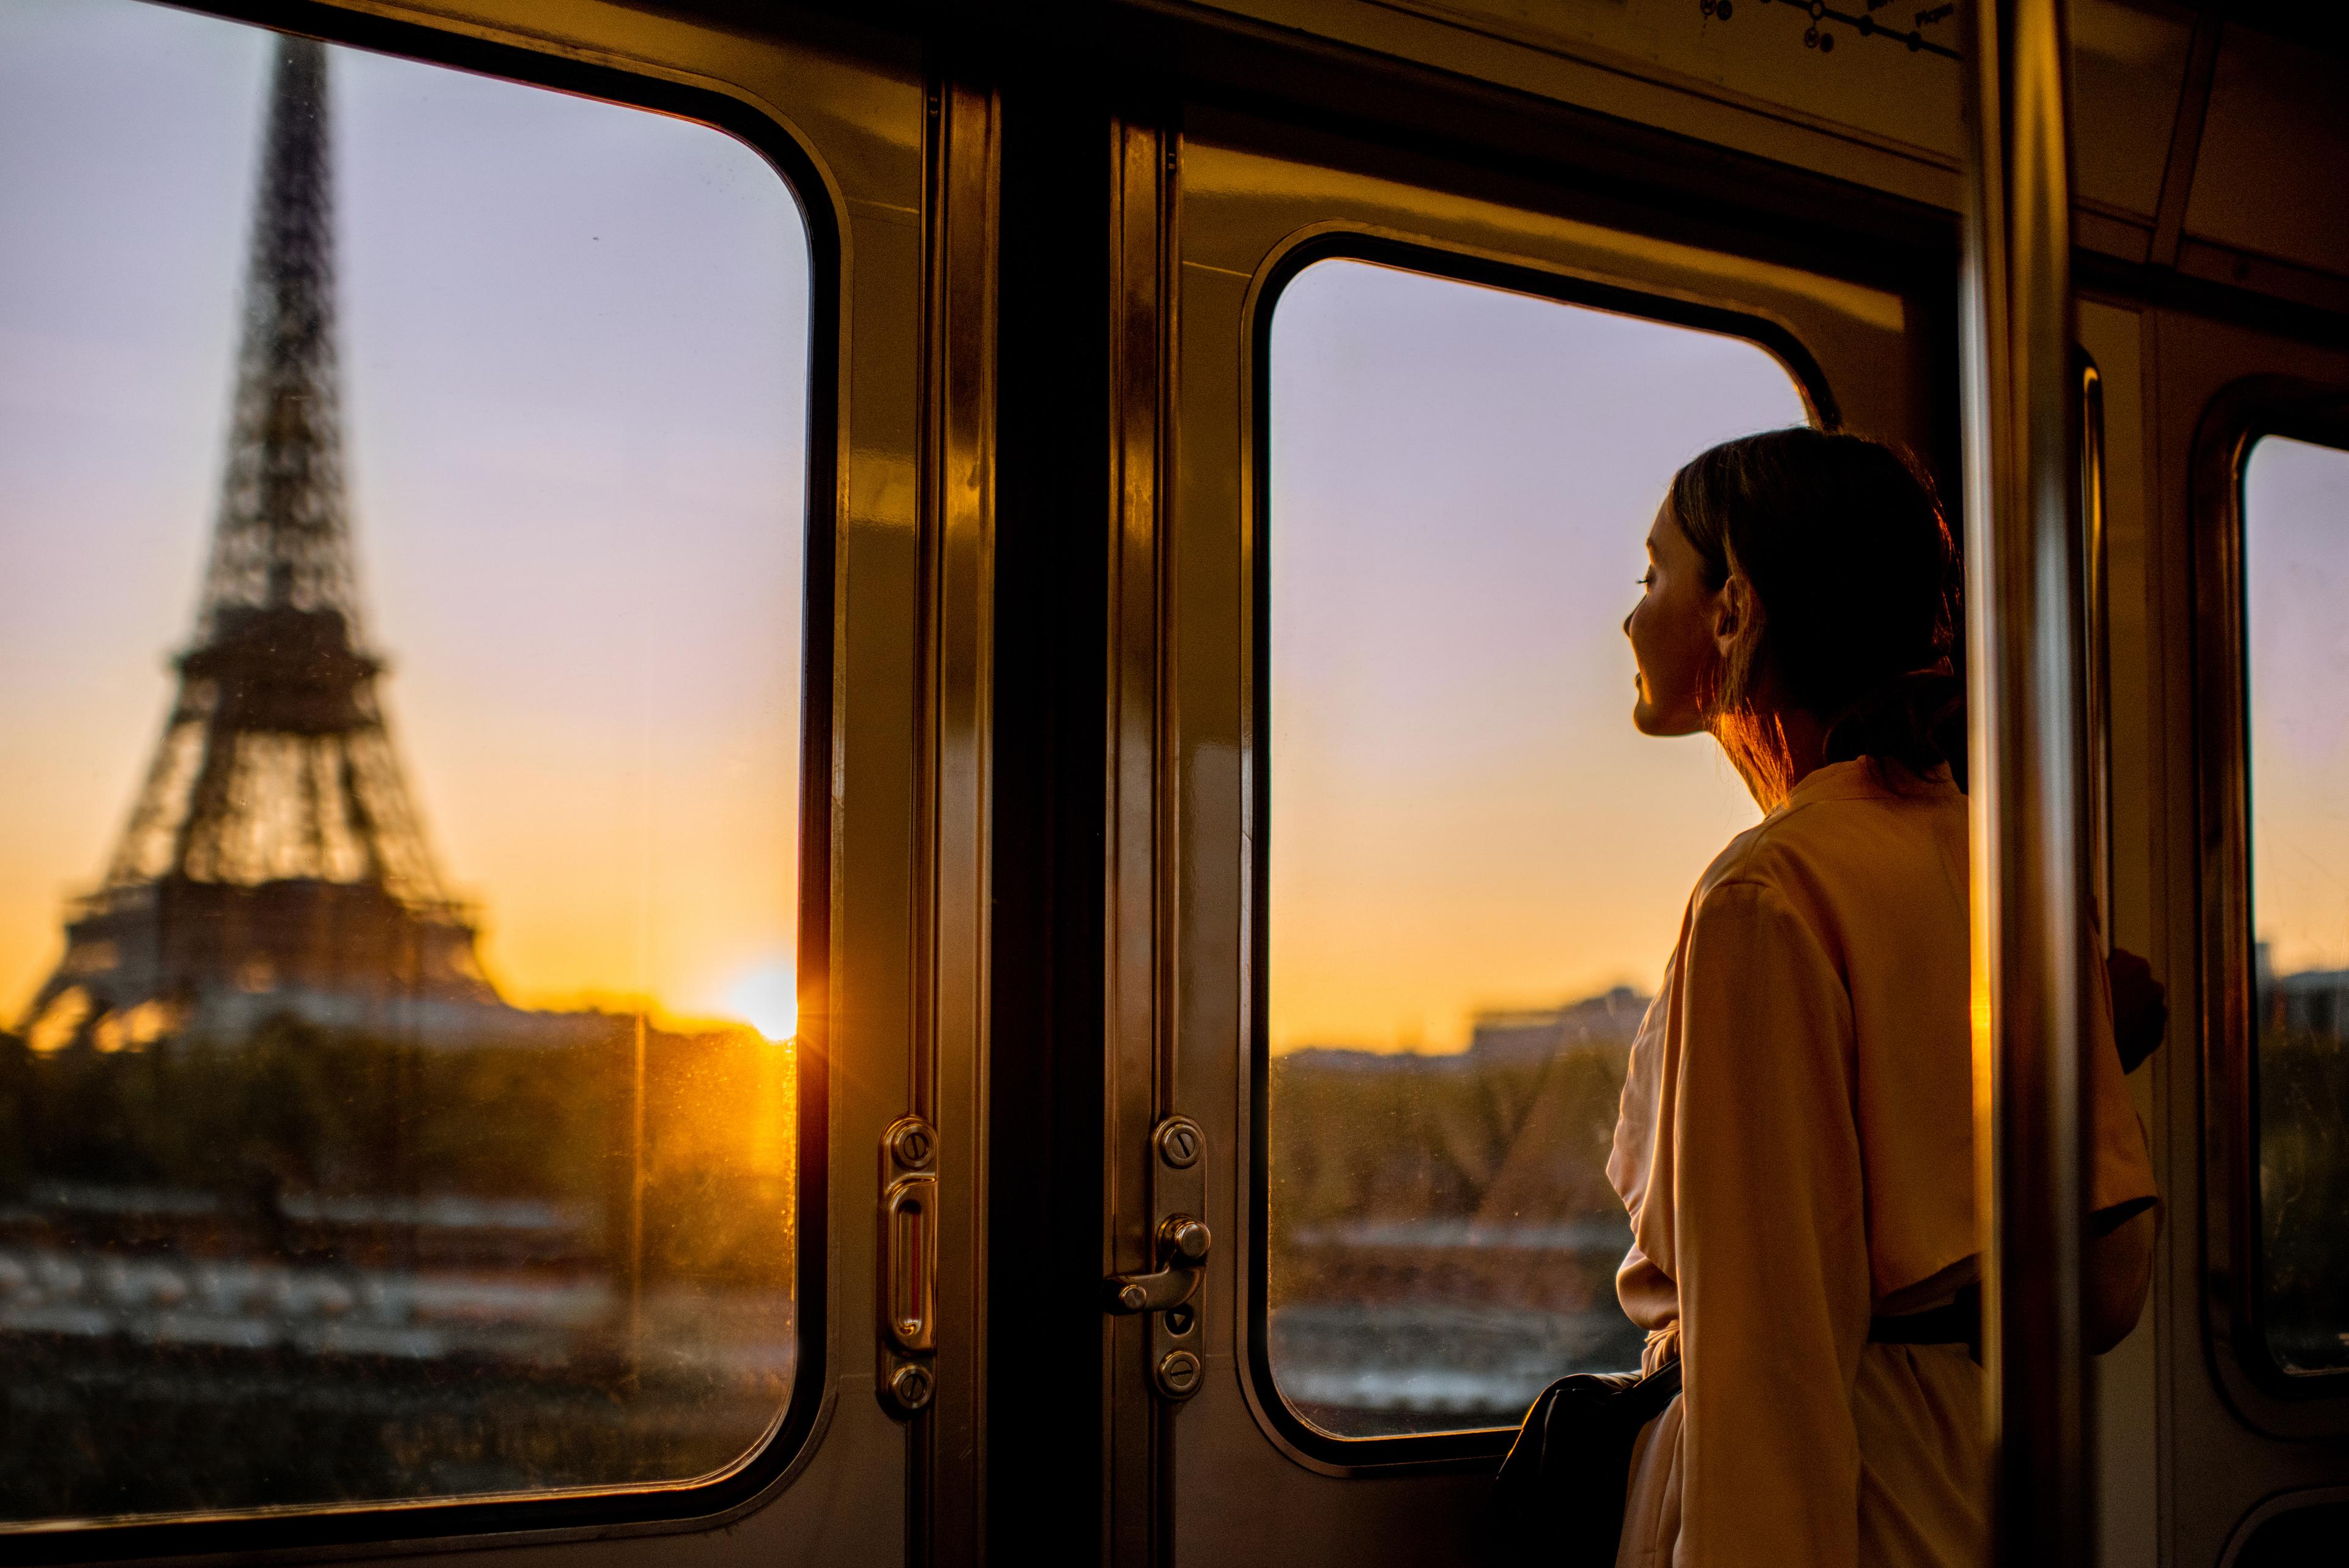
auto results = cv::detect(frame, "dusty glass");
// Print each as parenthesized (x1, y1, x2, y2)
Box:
(1263, 259, 1808, 1438)
(2245, 434, 2349, 1376)
(0, 0, 809, 1520)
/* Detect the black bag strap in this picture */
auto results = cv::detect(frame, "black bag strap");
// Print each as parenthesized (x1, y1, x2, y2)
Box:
(1617, 1358, 1681, 1424)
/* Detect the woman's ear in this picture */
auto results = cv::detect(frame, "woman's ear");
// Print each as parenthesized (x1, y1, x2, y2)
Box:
(1710, 573, 1757, 661)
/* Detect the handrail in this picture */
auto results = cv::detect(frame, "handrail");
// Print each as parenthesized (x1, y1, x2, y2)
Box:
(1959, 1, 2095, 1563)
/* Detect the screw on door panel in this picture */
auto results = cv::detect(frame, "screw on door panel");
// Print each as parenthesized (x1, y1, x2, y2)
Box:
(1155, 1116, 1203, 1169)
(1156, 1350, 1201, 1397)
(886, 1116, 936, 1170)
(888, 1361, 935, 1413)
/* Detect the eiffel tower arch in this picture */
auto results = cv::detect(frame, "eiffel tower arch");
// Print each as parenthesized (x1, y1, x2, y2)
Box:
(22, 37, 512, 1052)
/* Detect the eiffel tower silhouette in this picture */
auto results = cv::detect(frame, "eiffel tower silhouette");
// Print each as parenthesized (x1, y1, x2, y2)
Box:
(22, 36, 505, 1051)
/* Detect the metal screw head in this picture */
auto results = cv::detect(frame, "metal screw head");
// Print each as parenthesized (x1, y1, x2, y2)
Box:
(1156, 1349, 1202, 1397)
(1119, 1283, 1148, 1312)
(888, 1361, 935, 1413)
(1154, 1117, 1203, 1170)
(886, 1117, 936, 1171)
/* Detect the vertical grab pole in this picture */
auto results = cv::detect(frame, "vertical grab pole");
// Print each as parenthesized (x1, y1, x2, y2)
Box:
(1959, 1, 2094, 1565)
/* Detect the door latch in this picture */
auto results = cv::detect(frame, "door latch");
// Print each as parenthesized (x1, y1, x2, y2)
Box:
(1104, 1213, 1212, 1314)
(878, 1116, 938, 1415)
(1103, 1114, 1211, 1400)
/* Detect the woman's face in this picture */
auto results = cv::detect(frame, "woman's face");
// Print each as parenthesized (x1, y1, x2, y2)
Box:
(1625, 499, 1724, 737)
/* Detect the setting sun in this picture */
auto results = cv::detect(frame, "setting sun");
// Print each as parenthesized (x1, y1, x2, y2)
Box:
(724, 960, 798, 1042)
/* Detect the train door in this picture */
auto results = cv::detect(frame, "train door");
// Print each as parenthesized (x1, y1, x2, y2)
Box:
(0, 1, 990, 1562)
(2115, 299, 2349, 1562)
(1081, 95, 1951, 1559)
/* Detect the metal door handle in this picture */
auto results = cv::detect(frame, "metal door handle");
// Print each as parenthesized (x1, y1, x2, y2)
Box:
(882, 1172, 937, 1354)
(1104, 1213, 1211, 1314)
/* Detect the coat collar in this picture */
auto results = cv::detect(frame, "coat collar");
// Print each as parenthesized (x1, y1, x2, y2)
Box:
(1770, 757, 1961, 819)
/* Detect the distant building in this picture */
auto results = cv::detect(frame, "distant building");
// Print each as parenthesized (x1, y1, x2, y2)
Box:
(2257, 943, 2349, 1039)
(1267, 982, 1650, 1425)
(1278, 986, 1651, 1074)
(19, 40, 535, 1053)
(1466, 986, 1649, 1063)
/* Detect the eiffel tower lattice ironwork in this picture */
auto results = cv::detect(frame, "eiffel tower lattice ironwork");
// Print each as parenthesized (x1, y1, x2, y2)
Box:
(23, 35, 499, 1050)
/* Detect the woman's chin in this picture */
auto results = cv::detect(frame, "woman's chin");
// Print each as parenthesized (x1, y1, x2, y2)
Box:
(1631, 701, 1703, 739)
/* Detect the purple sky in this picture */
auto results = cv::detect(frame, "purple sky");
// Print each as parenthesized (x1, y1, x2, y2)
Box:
(2247, 434, 2349, 977)
(1269, 261, 1806, 1053)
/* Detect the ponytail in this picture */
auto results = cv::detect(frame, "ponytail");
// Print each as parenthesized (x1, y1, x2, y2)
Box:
(1822, 664, 1968, 793)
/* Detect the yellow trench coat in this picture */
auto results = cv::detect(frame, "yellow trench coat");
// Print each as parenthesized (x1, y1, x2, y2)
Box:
(1606, 760, 2157, 1568)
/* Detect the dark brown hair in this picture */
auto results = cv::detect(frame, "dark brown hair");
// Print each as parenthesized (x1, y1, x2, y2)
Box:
(1669, 426, 1965, 793)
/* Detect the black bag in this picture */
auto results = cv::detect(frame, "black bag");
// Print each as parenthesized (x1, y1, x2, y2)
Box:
(1493, 1359, 1682, 1558)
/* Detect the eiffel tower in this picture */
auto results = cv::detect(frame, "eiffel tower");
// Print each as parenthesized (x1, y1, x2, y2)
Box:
(21, 36, 502, 1052)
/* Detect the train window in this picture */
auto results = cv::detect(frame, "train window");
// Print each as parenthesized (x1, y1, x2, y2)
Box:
(2245, 433, 2349, 1378)
(1263, 259, 1808, 1438)
(0, 0, 811, 1525)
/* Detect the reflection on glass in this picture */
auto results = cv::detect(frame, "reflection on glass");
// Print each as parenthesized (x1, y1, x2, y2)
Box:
(1264, 261, 1807, 1437)
(2246, 434, 2349, 1377)
(0, 0, 807, 1520)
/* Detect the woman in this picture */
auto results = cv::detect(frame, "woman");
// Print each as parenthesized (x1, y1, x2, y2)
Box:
(1608, 428, 2158, 1568)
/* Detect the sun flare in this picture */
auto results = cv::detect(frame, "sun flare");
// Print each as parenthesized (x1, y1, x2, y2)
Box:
(724, 960, 798, 1042)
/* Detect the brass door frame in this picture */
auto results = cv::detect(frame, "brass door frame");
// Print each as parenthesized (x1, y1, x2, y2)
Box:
(1099, 105, 1186, 1567)
(901, 71, 1000, 1568)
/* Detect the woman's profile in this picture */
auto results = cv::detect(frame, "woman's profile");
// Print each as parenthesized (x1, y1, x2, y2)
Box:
(1606, 427, 2159, 1567)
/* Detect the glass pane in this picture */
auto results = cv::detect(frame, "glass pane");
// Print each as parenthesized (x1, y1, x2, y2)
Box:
(1265, 261, 1807, 1438)
(2246, 433, 2349, 1377)
(0, 0, 809, 1520)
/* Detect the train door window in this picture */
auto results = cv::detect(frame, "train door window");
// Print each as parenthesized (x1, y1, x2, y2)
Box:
(0, 1, 812, 1523)
(2244, 432, 2349, 1377)
(1264, 258, 1808, 1438)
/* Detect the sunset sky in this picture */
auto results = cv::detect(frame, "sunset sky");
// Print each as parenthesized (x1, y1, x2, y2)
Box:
(4, 4, 2341, 1058)
(1267, 262, 1800, 1053)
(2246, 435, 2349, 979)
(0, 1, 809, 1033)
